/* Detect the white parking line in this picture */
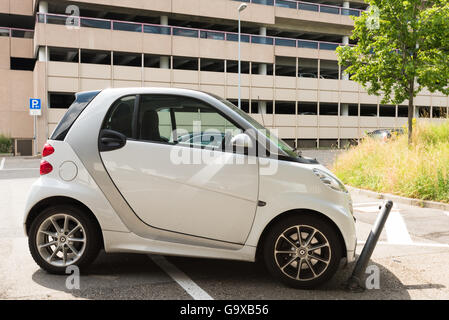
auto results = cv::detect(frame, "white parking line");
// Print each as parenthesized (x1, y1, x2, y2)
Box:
(355, 206, 382, 213)
(150, 255, 213, 300)
(353, 202, 381, 207)
(354, 203, 413, 245)
(0, 158, 5, 170)
(385, 210, 413, 244)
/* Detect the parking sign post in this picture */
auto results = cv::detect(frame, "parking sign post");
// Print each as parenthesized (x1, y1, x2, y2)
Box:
(30, 99, 41, 156)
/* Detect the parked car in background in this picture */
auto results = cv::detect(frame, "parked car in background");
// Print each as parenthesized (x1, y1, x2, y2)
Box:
(298, 73, 317, 78)
(390, 128, 405, 136)
(177, 132, 226, 149)
(320, 75, 338, 80)
(366, 128, 405, 142)
(297, 73, 338, 80)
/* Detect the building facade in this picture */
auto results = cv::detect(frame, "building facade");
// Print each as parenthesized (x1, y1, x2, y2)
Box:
(1, 0, 448, 155)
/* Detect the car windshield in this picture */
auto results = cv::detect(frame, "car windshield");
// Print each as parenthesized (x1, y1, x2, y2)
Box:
(211, 94, 298, 158)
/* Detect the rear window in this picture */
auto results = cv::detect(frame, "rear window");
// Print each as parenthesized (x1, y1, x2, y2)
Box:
(50, 90, 100, 141)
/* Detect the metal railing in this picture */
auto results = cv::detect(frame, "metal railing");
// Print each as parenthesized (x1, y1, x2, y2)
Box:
(237, 0, 362, 17)
(0, 27, 34, 39)
(37, 13, 344, 51)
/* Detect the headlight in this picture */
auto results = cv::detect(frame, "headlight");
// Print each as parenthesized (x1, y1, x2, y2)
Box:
(313, 168, 348, 193)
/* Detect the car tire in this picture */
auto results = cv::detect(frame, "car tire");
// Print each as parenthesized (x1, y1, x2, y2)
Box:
(263, 214, 343, 289)
(28, 205, 101, 275)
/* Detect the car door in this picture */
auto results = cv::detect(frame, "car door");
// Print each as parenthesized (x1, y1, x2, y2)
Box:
(99, 94, 259, 244)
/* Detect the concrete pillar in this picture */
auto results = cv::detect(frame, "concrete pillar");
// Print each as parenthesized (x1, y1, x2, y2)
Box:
(258, 26, 268, 76)
(38, 47, 47, 62)
(342, 1, 350, 16)
(341, 34, 350, 80)
(39, 1, 48, 13)
(258, 101, 267, 114)
(160, 16, 170, 69)
(258, 63, 267, 76)
(258, 26, 267, 114)
(414, 106, 420, 118)
(341, 103, 349, 116)
(160, 57, 169, 69)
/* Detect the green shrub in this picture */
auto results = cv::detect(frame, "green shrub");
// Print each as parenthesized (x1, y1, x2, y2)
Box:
(0, 134, 12, 154)
(333, 120, 449, 203)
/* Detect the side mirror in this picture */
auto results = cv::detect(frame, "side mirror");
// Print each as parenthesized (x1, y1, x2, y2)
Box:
(230, 133, 253, 149)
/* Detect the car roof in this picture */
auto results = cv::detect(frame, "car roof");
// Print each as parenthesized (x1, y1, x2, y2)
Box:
(98, 87, 215, 99)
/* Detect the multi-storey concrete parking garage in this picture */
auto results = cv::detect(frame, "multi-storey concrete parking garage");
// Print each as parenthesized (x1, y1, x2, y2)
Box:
(1, 0, 449, 155)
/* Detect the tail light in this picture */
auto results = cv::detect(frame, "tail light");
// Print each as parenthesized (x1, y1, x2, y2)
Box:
(40, 160, 53, 175)
(42, 143, 54, 157)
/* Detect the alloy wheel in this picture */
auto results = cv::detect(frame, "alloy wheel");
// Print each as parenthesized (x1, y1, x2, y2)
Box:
(274, 225, 331, 281)
(36, 213, 87, 267)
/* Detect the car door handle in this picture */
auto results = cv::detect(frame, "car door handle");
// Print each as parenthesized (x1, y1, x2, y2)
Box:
(99, 129, 127, 152)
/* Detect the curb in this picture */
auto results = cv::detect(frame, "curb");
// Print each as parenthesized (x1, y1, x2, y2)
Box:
(347, 186, 449, 211)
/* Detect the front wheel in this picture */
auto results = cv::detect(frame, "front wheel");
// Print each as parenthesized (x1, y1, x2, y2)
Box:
(263, 214, 343, 289)
(28, 205, 101, 274)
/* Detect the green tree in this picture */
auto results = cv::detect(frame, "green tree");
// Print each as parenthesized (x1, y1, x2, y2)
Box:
(337, 0, 449, 144)
(0, 134, 12, 154)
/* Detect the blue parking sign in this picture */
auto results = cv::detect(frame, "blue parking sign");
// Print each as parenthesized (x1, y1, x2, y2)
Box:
(30, 98, 41, 116)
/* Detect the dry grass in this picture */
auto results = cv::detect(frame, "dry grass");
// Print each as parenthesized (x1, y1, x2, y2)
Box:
(333, 120, 449, 203)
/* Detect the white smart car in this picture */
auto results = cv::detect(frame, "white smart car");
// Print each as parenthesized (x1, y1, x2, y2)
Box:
(24, 88, 356, 289)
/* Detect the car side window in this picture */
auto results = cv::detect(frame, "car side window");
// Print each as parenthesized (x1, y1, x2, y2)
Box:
(102, 95, 136, 138)
(137, 95, 242, 150)
(138, 95, 174, 143)
(174, 103, 241, 150)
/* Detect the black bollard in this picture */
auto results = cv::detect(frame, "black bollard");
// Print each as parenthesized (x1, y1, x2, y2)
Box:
(346, 200, 393, 292)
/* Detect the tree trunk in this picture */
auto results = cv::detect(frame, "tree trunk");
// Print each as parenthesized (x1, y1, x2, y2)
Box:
(408, 80, 415, 145)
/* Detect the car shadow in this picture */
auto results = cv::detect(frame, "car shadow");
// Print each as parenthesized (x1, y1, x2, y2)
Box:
(163, 255, 426, 300)
(31, 251, 445, 300)
(31, 252, 192, 299)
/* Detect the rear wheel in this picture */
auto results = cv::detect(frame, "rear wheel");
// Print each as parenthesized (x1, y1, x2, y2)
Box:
(263, 214, 343, 289)
(28, 205, 101, 274)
